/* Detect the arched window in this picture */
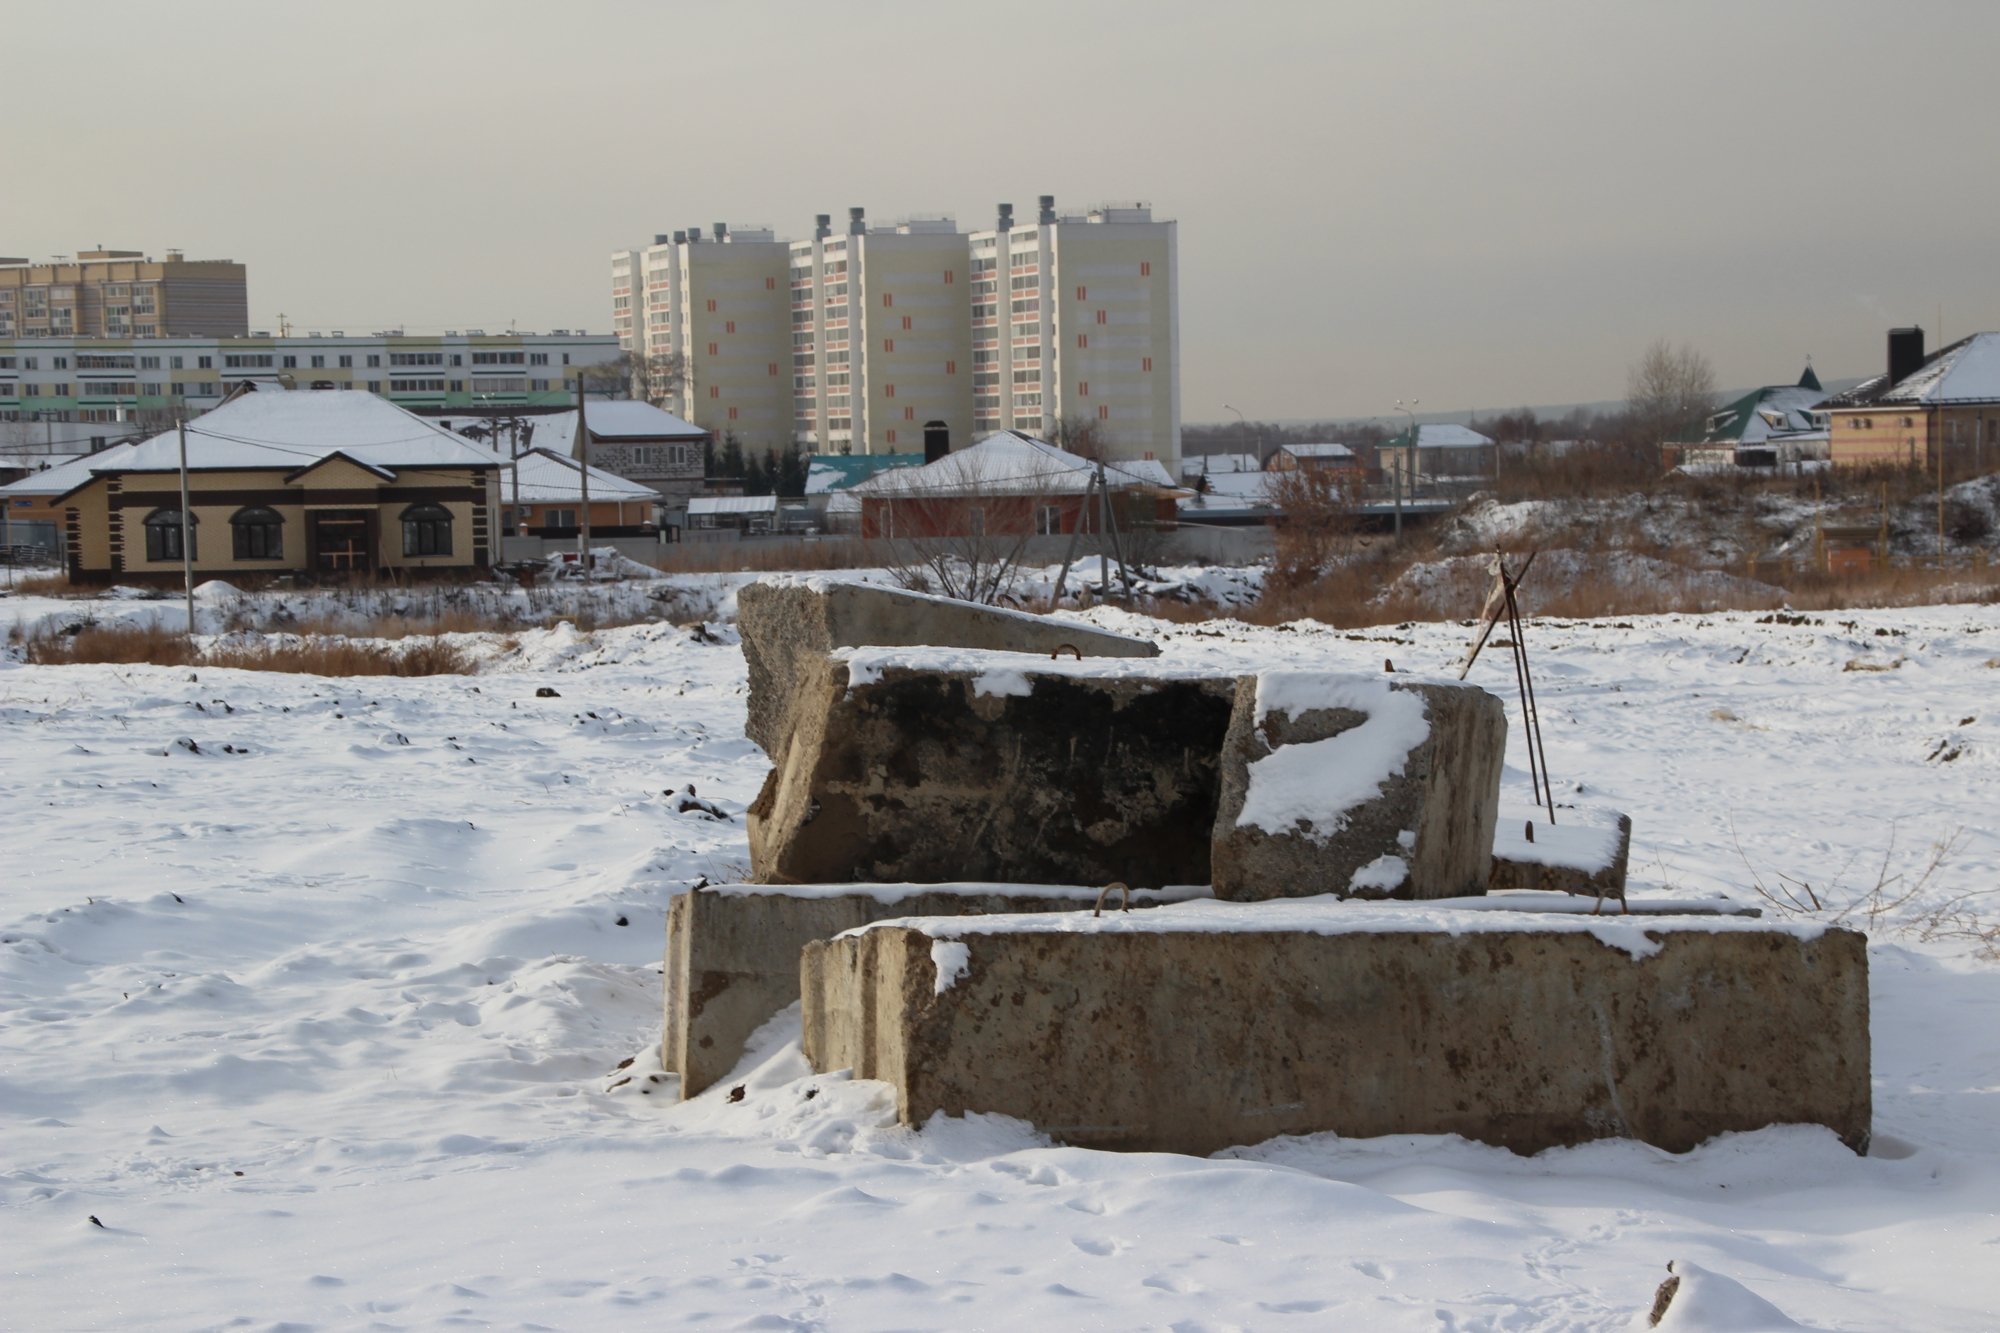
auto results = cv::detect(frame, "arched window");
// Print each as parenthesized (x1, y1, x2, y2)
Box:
(401, 503, 453, 557)
(230, 506, 284, 560)
(144, 508, 196, 563)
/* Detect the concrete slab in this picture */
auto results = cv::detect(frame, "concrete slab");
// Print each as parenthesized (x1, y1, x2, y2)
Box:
(801, 905, 1869, 1156)
(1211, 673, 1508, 901)
(737, 579, 1158, 759)
(1490, 806, 1633, 902)
(746, 654, 1239, 887)
(664, 880, 1207, 1098)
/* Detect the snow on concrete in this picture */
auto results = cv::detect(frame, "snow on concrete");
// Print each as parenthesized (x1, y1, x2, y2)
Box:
(1238, 673, 1431, 840)
(930, 939, 972, 994)
(2, 591, 1999, 1328)
(1495, 804, 1625, 872)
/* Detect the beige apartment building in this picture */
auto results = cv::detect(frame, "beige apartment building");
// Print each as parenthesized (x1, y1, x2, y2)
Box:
(631, 224, 791, 451)
(967, 198, 1178, 463)
(788, 208, 972, 454)
(612, 196, 1178, 465)
(0, 248, 247, 339)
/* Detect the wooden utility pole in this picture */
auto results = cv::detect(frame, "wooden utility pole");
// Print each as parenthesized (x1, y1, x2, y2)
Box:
(576, 381, 593, 570)
(176, 416, 195, 644)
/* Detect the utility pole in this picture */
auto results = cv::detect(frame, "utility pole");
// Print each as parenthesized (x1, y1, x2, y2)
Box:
(1937, 410, 1946, 564)
(176, 416, 195, 645)
(576, 379, 593, 570)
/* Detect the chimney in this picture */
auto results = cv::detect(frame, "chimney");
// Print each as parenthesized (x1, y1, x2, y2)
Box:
(713, 222, 728, 241)
(815, 213, 833, 240)
(848, 206, 866, 236)
(653, 233, 669, 245)
(1887, 326, 1925, 387)
(672, 230, 687, 244)
(924, 420, 951, 464)
(997, 201, 1014, 231)
(686, 225, 701, 244)
(1037, 194, 1056, 224)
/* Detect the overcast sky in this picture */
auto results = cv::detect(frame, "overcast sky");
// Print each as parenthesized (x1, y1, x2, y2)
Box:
(8, 0, 1996, 422)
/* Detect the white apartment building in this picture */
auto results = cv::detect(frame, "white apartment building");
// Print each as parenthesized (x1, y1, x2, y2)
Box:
(630, 224, 791, 452)
(967, 197, 1178, 462)
(613, 196, 1178, 464)
(788, 207, 971, 454)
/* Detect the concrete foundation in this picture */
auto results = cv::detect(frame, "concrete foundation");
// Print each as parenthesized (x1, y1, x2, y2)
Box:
(736, 580, 1158, 759)
(746, 658, 1239, 887)
(801, 915, 1870, 1156)
(664, 881, 1205, 1098)
(1210, 674, 1508, 901)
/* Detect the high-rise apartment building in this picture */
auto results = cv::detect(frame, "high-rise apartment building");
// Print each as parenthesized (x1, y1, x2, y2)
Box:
(0, 248, 248, 339)
(967, 198, 1178, 458)
(788, 208, 971, 454)
(627, 224, 791, 452)
(612, 196, 1177, 463)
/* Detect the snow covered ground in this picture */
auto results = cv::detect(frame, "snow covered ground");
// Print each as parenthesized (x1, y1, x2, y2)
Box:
(3, 586, 1999, 1330)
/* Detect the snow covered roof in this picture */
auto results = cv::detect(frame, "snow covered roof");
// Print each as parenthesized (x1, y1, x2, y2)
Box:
(1177, 470, 1278, 513)
(1875, 332, 2000, 405)
(0, 443, 139, 497)
(1685, 369, 1829, 446)
(1277, 442, 1357, 460)
(688, 494, 779, 515)
(525, 401, 707, 449)
(77, 389, 499, 484)
(508, 448, 660, 504)
(1395, 424, 1494, 449)
(851, 431, 1181, 498)
(1180, 453, 1261, 477)
(805, 452, 928, 495)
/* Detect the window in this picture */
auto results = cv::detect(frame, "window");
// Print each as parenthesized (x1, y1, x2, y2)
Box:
(1079, 381, 1089, 397)
(1078, 334, 1088, 349)
(338, 354, 353, 368)
(543, 508, 577, 529)
(1037, 505, 1061, 535)
(883, 338, 894, 353)
(1140, 261, 1151, 277)
(197, 355, 213, 369)
(401, 503, 452, 557)
(886, 429, 897, 445)
(230, 507, 284, 560)
(1096, 310, 1107, 325)
(901, 315, 912, 330)
(144, 508, 195, 562)
(171, 356, 184, 370)
(945, 360, 956, 374)
(885, 384, 895, 398)
(281, 355, 298, 369)
(1143, 357, 1153, 373)
(1097, 404, 1109, 421)
(1076, 286, 1086, 301)
(725, 321, 736, 334)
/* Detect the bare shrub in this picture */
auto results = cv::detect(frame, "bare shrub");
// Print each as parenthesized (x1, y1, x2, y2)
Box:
(1266, 467, 1362, 591)
(23, 621, 196, 665)
(6, 571, 85, 597)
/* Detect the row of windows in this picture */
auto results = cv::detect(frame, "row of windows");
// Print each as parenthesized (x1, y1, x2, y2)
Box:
(141, 505, 454, 562)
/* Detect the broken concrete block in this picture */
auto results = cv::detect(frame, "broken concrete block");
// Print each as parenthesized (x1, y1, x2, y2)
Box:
(1490, 806, 1632, 902)
(801, 906, 1870, 1156)
(664, 881, 1205, 1098)
(1210, 672, 1507, 901)
(746, 652, 1238, 887)
(736, 579, 1158, 759)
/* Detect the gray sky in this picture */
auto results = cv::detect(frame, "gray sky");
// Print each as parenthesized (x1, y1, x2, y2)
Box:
(8, 0, 1996, 422)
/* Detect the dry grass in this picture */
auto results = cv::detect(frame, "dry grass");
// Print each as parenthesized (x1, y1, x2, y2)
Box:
(205, 637, 478, 676)
(21, 621, 197, 665)
(4, 570, 89, 597)
(19, 621, 477, 675)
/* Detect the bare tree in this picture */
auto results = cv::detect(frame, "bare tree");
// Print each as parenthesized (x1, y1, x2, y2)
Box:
(1047, 412, 1106, 460)
(1626, 339, 1718, 467)
(872, 451, 1064, 604)
(1267, 463, 1363, 590)
(583, 349, 691, 407)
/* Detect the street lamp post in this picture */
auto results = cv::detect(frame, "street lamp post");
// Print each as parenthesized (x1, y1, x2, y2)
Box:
(1223, 403, 1249, 468)
(1393, 399, 1419, 540)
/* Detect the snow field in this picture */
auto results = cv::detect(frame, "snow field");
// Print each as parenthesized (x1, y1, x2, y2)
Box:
(2, 591, 1998, 1329)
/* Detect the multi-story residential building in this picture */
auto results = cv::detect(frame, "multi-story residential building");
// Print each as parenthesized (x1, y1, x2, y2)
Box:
(0, 248, 247, 339)
(610, 250, 640, 354)
(626, 224, 791, 453)
(966, 197, 1178, 463)
(0, 331, 620, 426)
(788, 208, 971, 455)
(613, 195, 1179, 466)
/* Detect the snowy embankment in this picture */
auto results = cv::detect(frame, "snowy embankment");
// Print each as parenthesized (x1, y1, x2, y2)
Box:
(3, 593, 1999, 1329)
